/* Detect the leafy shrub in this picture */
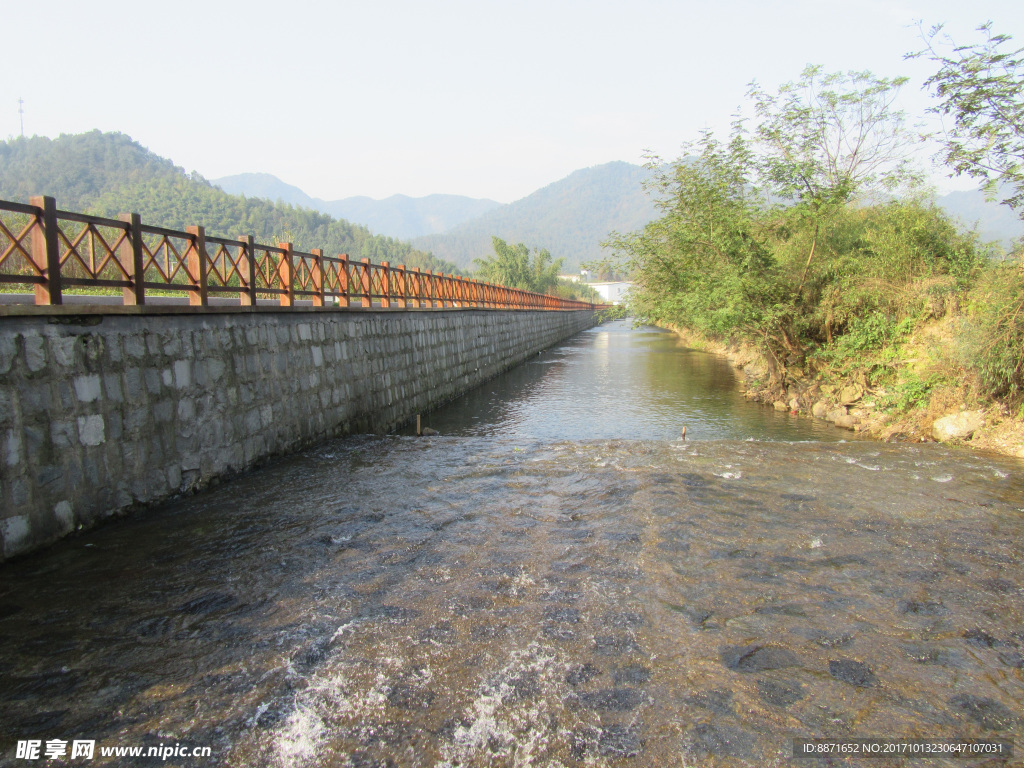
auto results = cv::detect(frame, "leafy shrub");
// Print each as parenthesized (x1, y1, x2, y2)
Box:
(878, 371, 944, 412)
(960, 259, 1024, 397)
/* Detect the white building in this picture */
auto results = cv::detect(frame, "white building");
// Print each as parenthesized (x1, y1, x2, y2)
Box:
(589, 281, 632, 305)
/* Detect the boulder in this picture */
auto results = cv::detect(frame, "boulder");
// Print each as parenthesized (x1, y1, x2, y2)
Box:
(932, 411, 985, 442)
(826, 407, 847, 423)
(834, 414, 859, 430)
(839, 384, 864, 405)
(811, 401, 829, 419)
(773, 401, 788, 411)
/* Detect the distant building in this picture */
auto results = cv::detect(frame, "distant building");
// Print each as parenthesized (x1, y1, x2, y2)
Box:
(590, 281, 632, 305)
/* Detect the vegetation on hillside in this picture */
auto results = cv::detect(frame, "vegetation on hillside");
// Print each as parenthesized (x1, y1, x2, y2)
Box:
(0, 131, 460, 275)
(610, 34, 1024, 436)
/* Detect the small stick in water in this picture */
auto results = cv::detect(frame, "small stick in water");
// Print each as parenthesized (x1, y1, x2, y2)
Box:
(680, 425, 687, 441)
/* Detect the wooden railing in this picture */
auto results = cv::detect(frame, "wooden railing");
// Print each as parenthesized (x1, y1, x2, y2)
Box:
(0, 196, 598, 311)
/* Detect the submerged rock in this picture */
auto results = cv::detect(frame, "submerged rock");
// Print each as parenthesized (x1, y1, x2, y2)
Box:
(721, 644, 799, 672)
(758, 678, 805, 707)
(828, 659, 877, 687)
(687, 722, 759, 759)
(962, 628, 1002, 648)
(949, 693, 1016, 730)
(573, 687, 647, 711)
(571, 724, 644, 759)
(685, 689, 735, 716)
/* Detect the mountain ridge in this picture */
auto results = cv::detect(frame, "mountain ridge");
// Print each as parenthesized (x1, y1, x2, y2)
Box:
(215, 162, 661, 270)
(213, 172, 501, 240)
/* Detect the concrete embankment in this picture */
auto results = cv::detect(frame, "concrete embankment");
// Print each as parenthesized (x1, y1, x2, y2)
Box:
(0, 308, 596, 559)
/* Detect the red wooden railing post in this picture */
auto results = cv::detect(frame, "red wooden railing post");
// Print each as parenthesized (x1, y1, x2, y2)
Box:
(186, 225, 209, 306)
(411, 267, 421, 308)
(394, 264, 407, 308)
(277, 242, 294, 306)
(118, 212, 145, 306)
(311, 248, 325, 307)
(29, 195, 62, 305)
(427, 270, 439, 307)
(380, 261, 390, 308)
(359, 257, 372, 307)
(238, 235, 256, 306)
(335, 254, 349, 308)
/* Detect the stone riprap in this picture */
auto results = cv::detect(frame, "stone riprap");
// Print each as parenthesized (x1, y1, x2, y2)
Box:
(0, 309, 596, 559)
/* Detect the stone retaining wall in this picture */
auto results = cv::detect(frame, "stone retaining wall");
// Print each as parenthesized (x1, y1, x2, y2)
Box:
(0, 309, 596, 559)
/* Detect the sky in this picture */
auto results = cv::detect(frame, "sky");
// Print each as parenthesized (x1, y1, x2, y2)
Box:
(3, 0, 1023, 204)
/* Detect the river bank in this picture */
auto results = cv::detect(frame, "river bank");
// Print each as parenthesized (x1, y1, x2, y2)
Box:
(662, 323, 1024, 461)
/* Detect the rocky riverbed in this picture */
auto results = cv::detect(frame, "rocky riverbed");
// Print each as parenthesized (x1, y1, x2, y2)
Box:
(1, 436, 1021, 767)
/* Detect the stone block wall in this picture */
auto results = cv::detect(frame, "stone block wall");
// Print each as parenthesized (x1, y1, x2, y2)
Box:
(0, 308, 596, 559)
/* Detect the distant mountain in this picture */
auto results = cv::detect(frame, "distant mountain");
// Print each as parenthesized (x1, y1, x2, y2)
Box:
(213, 172, 320, 210)
(410, 161, 659, 271)
(935, 187, 1023, 248)
(327, 194, 502, 241)
(214, 173, 501, 240)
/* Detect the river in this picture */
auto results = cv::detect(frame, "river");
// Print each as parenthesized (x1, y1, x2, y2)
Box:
(1, 322, 1022, 767)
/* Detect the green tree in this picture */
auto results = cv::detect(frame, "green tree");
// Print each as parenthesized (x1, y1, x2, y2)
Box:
(748, 67, 921, 291)
(606, 130, 785, 353)
(474, 236, 563, 293)
(749, 66, 919, 205)
(911, 25, 1024, 397)
(911, 23, 1024, 213)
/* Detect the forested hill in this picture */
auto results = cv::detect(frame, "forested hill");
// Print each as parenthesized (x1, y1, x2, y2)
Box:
(410, 161, 659, 271)
(0, 131, 460, 274)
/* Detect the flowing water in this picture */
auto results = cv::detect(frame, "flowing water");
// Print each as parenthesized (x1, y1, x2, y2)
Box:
(1, 322, 1022, 768)
(399, 322, 847, 442)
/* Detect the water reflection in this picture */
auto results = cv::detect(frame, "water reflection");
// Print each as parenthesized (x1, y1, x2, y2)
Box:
(407, 321, 854, 442)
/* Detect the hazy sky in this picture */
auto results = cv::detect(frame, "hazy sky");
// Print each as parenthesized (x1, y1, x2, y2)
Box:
(3, 0, 1022, 203)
